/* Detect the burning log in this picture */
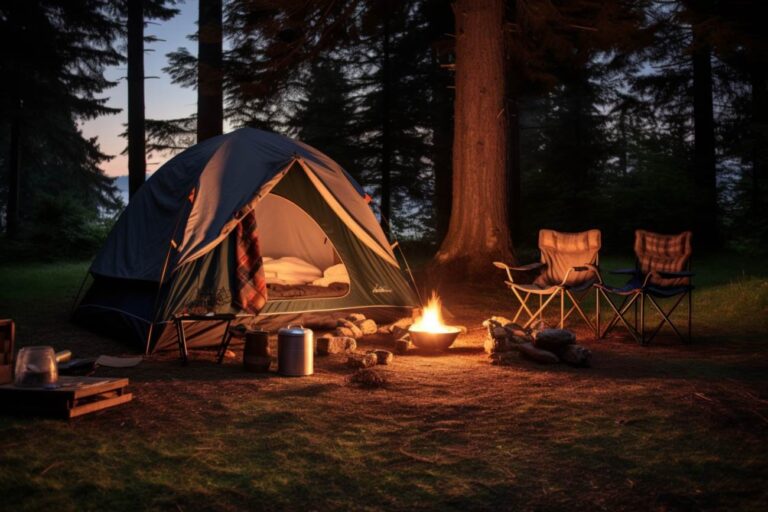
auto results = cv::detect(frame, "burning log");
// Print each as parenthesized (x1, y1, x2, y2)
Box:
(408, 293, 461, 351)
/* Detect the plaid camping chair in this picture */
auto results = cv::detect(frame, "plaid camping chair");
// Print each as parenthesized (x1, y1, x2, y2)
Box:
(596, 230, 693, 344)
(494, 229, 602, 334)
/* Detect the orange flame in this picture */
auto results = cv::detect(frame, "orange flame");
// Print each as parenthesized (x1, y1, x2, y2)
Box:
(410, 292, 454, 333)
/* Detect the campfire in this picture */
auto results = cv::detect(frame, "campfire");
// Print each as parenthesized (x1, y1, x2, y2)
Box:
(408, 293, 461, 351)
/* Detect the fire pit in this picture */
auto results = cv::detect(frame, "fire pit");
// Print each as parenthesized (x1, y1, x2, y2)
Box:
(408, 293, 460, 351)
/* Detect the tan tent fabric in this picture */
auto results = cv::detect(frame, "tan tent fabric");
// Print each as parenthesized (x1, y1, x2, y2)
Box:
(635, 230, 692, 287)
(253, 194, 339, 271)
(534, 229, 601, 288)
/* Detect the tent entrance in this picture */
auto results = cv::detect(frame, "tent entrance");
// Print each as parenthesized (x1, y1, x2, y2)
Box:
(254, 193, 349, 299)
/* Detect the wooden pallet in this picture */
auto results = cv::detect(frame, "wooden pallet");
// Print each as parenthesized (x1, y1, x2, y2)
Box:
(0, 376, 132, 419)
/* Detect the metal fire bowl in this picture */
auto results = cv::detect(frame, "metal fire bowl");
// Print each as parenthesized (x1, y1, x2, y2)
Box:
(409, 326, 461, 351)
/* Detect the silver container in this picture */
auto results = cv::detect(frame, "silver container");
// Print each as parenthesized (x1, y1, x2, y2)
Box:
(277, 325, 313, 377)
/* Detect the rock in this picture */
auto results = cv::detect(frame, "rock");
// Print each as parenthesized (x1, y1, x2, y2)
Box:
(355, 319, 378, 335)
(483, 336, 495, 354)
(518, 342, 559, 364)
(347, 353, 378, 369)
(347, 313, 366, 323)
(376, 326, 391, 335)
(394, 338, 410, 354)
(391, 317, 414, 331)
(391, 325, 410, 340)
(370, 349, 394, 365)
(560, 344, 592, 367)
(534, 328, 576, 352)
(349, 368, 387, 388)
(316, 336, 357, 355)
(338, 319, 363, 339)
(490, 351, 517, 366)
(334, 326, 356, 338)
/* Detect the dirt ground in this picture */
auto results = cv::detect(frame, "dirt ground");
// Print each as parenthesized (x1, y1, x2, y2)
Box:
(2, 281, 768, 511)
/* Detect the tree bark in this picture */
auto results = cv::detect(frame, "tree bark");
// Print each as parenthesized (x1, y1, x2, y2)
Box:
(431, 0, 513, 277)
(692, 29, 718, 248)
(197, 0, 223, 142)
(380, 0, 392, 232)
(127, 0, 146, 199)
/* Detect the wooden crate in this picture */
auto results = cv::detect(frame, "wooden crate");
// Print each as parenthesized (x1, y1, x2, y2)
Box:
(0, 376, 132, 419)
(0, 319, 14, 385)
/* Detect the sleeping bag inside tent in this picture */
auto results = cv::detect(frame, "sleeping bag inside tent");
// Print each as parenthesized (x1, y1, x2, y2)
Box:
(73, 128, 418, 353)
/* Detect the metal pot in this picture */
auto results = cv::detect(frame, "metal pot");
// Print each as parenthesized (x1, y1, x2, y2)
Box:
(277, 325, 313, 377)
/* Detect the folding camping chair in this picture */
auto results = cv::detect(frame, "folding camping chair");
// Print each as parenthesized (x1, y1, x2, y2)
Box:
(494, 229, 602, 334)
(596, 230, 693, 344)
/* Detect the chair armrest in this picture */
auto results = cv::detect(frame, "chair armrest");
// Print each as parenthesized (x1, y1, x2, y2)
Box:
(493, 261, 544, 283)
(510, 262, 545, 272)
(559, 264, 602, 286)
(610, 268, 639, 275)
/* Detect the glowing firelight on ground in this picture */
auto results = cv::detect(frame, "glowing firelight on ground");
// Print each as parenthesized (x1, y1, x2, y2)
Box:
(410, 292, 454, 333)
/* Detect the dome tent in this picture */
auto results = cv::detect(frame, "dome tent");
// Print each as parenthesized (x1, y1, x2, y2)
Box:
(74, 128, 418, 353)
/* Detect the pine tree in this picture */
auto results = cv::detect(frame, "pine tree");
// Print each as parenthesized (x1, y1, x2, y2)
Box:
(0, 1, 124, 239)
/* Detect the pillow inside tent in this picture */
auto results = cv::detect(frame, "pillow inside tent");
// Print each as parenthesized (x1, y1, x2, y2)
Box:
(311, 263, 350, 287)
(263, 256, 323, 285)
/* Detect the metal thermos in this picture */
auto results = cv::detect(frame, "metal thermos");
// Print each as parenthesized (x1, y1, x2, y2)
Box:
(277, 325, 313, 377)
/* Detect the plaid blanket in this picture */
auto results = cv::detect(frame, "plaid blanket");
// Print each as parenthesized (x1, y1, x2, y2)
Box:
(234, 210, 268, 313)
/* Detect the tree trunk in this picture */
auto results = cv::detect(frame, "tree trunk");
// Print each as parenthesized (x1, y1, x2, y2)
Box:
(432, 0, 513, 277)
(6, 90, 21, 239)
(197, 0, 223, 142)
(692, 30, 718, 248)
(127, 0, 146, 199)
(380, 0, 392, 232)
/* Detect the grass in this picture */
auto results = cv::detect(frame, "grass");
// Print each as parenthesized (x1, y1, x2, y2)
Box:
(0, 254, 767, 511)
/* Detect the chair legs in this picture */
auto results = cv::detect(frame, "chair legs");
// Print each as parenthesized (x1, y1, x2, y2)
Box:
(598, 288, 692, 345)
(644, 292, 692, 344)
(596, 289, 642, 344)
(508, 286, 598, 334)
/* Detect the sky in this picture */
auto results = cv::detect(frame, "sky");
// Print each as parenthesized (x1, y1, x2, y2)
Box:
(80, 1, 197, 178)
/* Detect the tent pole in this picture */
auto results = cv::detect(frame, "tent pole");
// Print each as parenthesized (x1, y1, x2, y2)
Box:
(378, 209, 423, 306)
(144, 200, 188, 355)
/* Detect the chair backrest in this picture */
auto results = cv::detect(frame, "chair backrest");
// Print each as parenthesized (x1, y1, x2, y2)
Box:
(634, 230, 692, 287)
(534, 229, 601, 287)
